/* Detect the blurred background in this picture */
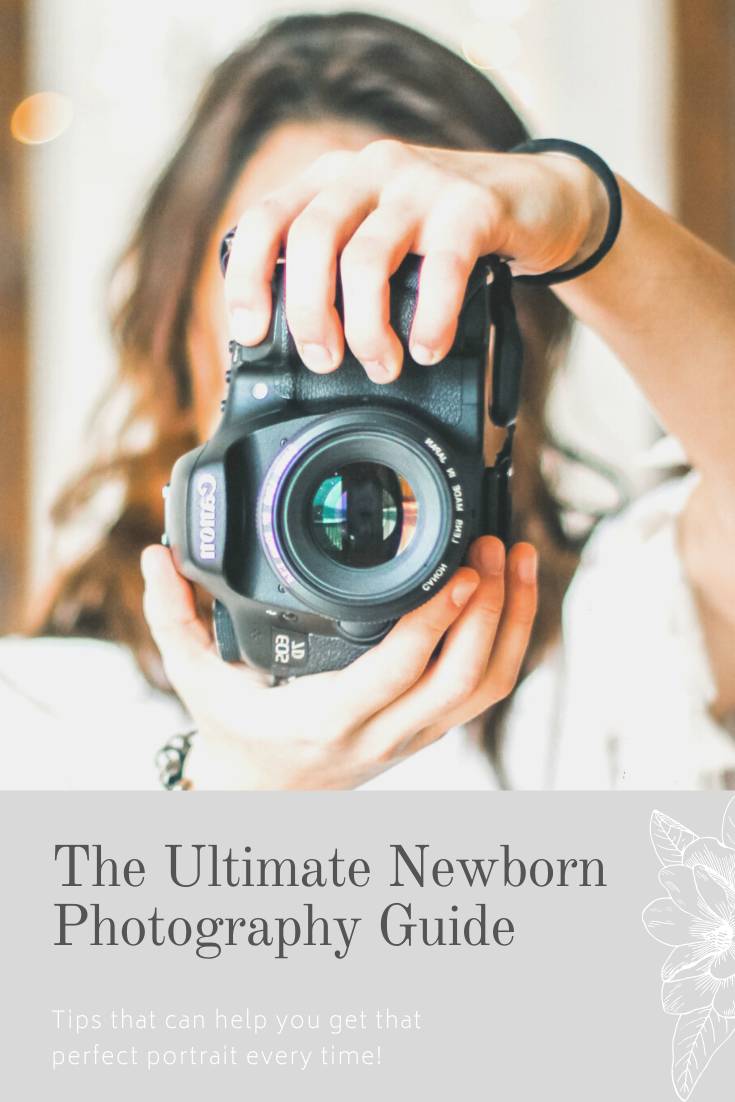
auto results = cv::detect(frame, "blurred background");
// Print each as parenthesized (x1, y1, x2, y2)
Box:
(0, 0, 732, 632)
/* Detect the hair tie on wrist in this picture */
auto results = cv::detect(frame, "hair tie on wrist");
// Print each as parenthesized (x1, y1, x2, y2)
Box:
(508, 138, 622, 285)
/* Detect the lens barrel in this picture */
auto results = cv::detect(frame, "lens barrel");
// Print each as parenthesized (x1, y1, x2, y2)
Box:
(258, 410, 470, 622)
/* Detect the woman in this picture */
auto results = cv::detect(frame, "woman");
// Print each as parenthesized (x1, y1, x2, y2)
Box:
(10, 12, 735, 790)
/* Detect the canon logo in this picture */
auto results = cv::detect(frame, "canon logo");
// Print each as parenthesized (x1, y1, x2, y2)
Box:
(422, 562, 448, 592)
(197, 474, 217, 561)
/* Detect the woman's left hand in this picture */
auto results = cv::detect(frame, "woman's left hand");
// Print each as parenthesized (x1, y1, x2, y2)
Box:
(140, 536, 537, 790)
(223, 139, 607, 380)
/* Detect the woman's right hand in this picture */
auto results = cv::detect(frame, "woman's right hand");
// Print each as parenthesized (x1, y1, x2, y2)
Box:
(141, 535, 537, 790)
(224, 140, 607, 380)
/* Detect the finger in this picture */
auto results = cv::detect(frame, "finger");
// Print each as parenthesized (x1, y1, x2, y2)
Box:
(439, 536, 506, 666)
(339, 204, 418, 382)
(332, 567, 480, 726)
(409, 198, 491, 365)
(225, 187, 309, 345)
(482, 541, 538, 693)
(225, 152, 356, 346)
(409, 248, 477, 365)
(406, 542, 538, 753)
(286, 139, 417, 378)
(141, 545, 218, 683)
(362, 538, 507, 748)
(285, 179, 378, 372)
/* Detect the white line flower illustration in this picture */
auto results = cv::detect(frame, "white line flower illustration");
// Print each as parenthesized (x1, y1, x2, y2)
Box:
(642, 798, 735, 1099)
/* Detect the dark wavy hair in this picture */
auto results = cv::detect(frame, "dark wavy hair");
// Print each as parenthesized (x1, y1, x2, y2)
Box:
(34, 11, 580, 781)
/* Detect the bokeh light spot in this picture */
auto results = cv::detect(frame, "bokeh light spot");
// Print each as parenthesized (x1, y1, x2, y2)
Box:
(462, 22, 521, 70)
(11, 92, 73, 145)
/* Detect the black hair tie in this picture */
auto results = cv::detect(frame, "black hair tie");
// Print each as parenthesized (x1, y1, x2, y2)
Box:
(508, 138, 622, 285)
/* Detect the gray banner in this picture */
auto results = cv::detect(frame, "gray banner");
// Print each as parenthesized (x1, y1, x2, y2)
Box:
(1, 793, 733, 1101)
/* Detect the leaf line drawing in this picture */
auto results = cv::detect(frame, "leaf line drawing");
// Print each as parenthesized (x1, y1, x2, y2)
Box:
(642, 798, 735, 1099)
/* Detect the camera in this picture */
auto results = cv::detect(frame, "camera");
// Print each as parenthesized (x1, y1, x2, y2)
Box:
(163, 247, 522, 677)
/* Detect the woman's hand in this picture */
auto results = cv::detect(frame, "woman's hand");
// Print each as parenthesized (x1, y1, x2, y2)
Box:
(224, 140, 607, 381)
(141, 536, 537, 790)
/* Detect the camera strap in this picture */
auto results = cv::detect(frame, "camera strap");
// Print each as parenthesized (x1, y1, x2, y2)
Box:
(480, 139, 622, 545)
(482, 256, 523, 546)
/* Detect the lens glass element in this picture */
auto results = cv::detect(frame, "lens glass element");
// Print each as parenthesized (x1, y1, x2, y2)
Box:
(310, 462, 418, 568)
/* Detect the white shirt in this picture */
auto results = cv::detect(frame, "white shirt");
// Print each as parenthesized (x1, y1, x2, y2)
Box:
(0, 638, 188, 790)
(2, 474, 733, 791)
(502, 472, 735, 790)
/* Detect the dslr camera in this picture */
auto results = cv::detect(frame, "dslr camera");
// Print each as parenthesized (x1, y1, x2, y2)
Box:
(164, 243, 522, 677)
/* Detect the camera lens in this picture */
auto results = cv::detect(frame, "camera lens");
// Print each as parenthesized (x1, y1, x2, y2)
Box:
(310, 462, 418, 568)
(258, 410, 469, 623)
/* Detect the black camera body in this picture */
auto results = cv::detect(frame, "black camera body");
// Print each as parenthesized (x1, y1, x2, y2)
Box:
(164, 253, 520, 676)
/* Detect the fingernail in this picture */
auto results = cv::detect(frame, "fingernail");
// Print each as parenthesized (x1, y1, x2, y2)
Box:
(363, 361, 392, 383)
(231, 307, 262, 344)
(517, 552, 537, 584)
(411, 344, 438, 365)
(300, 343, 336, 371)
(480, 539, 505, 575)
(450, 576, 479, 608)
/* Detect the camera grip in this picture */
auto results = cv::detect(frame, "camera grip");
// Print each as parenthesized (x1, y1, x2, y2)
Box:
(213, 600, 241, 663)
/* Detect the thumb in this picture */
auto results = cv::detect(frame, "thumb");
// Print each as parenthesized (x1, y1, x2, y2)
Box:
(141, 545, 214, 678)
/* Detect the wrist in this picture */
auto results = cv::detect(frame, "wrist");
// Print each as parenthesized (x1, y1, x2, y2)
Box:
(155, 730, 196, 791)
(155, 727, 246, 791)
(183, 729, 238, 791)
(536, 150, 609, 270)
(565, 158, 610, 268)
(509, 140, 622, 285)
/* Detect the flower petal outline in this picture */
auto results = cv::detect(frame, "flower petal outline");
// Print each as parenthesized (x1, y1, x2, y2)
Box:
(660, 864, 720, 921)
(711, 947, 735, 981)
(714, 975, 735, 1018)
(643, 898, 706, 946)
(663, 944, 718, 982)
(693, 864, 735, 922)
(683, 837, 735, 888)
(662, 971, 719, 1015)
(723, 797, 735, 851)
